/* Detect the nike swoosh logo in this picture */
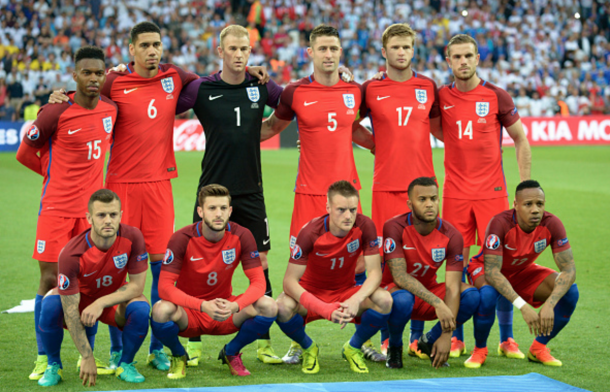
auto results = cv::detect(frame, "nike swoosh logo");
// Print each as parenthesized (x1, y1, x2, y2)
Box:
(209, 95, 223, 100)
(68, 128, 82, 135)
(403, 246, 416, 250)
(190, 256, 203, 261)
(263, 239, 270, 245)
(377, 96, 390, 100)
(444, 105, 455, 110)
(124, 88, 138, 94)
(84, 271, 97, 277)
(504, 244, 517, 250)
(304, 101, 318, 106)
(316, 252, 329, 257)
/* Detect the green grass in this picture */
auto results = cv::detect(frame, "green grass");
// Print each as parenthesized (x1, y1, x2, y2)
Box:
(1, 146, 609, 391)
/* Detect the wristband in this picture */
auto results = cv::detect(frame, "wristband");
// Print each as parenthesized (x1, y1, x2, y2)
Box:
(512, 296, 527, 309)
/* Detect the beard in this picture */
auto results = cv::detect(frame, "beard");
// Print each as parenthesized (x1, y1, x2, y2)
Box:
(203, 217, 228, 232)
(391, 58, 411, 71)
(412, 208, 437, 223)
(454, 67, 476, 81)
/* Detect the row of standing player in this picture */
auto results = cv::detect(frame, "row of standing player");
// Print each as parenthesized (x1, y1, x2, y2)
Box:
(16, 20, 575, 385)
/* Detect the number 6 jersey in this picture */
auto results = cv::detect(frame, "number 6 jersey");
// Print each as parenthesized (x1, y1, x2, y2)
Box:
(439, 80, 520, 200)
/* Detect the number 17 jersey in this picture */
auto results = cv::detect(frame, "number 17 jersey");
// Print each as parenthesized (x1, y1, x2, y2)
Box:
(439, 80, 520, 200)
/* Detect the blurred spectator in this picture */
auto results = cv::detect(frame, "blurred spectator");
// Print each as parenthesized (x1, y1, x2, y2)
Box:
(0, 99, 16, 121)
(514, 88, 531, 117)
(23, 98, 40, 121)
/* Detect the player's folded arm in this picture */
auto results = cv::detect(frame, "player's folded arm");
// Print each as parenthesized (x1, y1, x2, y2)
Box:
(351, 253, 383, 303)
(388, 257, 443, 307)
(158, 270, 203, 311)
(60, 293, 94, 358)
(16, 142, 43, 175)
(547, 248, 577, 306)
(282, 262, 308, 301)
(95, 271, 147, 309)
(234, 265, 266, 312)
(483, 254, 519, 302)
(260, 113, 291, 141)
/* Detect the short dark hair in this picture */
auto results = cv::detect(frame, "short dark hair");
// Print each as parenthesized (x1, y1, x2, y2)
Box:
(88, 189, 121, 211)
(74, 46, 105, 66)
(327, 180, 359, 200)
(310, 25, 340, 44)
(198, 184, 231, 207)
(515, 180, 543, 195)
(407, 177, 438, 197)
(130, 21, 161, 44)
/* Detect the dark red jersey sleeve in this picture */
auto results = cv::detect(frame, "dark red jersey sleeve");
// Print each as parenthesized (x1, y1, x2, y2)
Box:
(236, 226, 263, 270)
(274, 83, 297, 121)
(545, 213, 571, 253)
(289, 220, 317, 266)
(495, 86, 520, 128)
(444, 223, 464, 272)
(429, 79, 441, 119)
(165, 64, 199, 86)
(383, 219, 406, 261)
(123, 225, 148, 275)
(483, 213, 511, 257)
(23, 103, 69, 148)
(359, 79, 372, 118)
(359, 215, 380, 256)
(57, 236, 85, 296)
(161, 227, 191, 275)
(101, 70, 123, 98)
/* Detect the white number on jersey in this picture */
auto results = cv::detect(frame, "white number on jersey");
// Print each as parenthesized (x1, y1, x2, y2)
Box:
(207, 271, 218, 286)
(511, 258, 529, 266)
(96, 275, 113, 288)
(87, 140, 102, 160)
(148, 99, 157, 119)
(234, 107, 241, 127)
(327, 112, 337, 131)
(410, 262, 430, 277)
(396, 107, 413, 126)
(457, 120, 473, 140)
(330, 257, 344, 270)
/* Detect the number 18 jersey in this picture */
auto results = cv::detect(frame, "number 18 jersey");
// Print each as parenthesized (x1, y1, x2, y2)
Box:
(439, 80, 520, 200)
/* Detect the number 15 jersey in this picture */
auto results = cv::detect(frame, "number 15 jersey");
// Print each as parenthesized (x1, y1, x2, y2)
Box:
(439, 80, 520, 200)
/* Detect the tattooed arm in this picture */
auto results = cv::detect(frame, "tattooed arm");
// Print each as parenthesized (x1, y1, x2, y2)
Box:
(61, 293, 97, 386)
(80, 271, 147, 328)
(388, 258, 455, 332)
(539, 249, 576, 335)
(485, 254, 541, 335)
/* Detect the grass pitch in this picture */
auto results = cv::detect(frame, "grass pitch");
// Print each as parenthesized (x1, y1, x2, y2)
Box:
(1, 146, 609, 392)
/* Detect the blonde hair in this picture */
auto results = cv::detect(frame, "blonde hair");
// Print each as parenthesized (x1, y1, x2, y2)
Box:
(446, 34, 478, 57)
(220, 25, 249, 47)
(382, 23, 416, 49)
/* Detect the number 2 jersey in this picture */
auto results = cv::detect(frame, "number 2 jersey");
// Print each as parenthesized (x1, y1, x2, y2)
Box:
(382, 213, 464, 288)
(477, 209, 571, 276)
(274, 75, 362, 195)
(57, 223, 148, 299)
(289, 214, 379, 293)
(23, 94, 117, 217)
(439, 80, 520, 200)
(159, 222, 265, 312)
(103, 62, 198, 183)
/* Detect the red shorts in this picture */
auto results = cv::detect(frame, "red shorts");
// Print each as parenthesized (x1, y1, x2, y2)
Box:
(372, 191, 410, 238)
(442, 197, 508, 247)
(383, 281, 445, 321)
(302, 285, 362, 324)
(468, 260, 555, 308)
(107, 181, 174, 255)
(78, 294, 119, 329)
(178, 295, 242, 338)
(289, 193, 362, 250)
(34, 215, 89, 262)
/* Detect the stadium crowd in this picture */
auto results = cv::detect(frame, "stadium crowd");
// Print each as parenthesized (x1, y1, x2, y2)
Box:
(1, 0, 610, 121)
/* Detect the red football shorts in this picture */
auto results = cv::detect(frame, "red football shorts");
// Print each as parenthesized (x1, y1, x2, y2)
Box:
(383, 281, 445, 321)
(34, 215, 89, 263)
(107, 180, 174, 255)
(178, 294, 242, 337)
(78, 294, 119, 329)
(302, 285, 362, 324)
(442, 197, 508, 247)
(289, 193, 362, 250)
(372, 191, 410, 239)
(468, 260, 555, 308)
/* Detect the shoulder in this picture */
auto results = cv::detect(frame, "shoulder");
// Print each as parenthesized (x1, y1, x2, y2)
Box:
(105, 69, 129, 85)
(414, 72, 438, 88)
(487, 209, 515, 233)
(283, 77, 310, 93)
(37, 101, 71, 121)
(541, 211, 564, 227)
(355, 213, 375, 228)
(61, 230, 90, 260)
(481, 80, 511, 99)
(229, 222, 254, 239)
(99, 95, 118, 110)
(438, 219, 462, 239)
(300, 215, 326, 238)
(118, 223, 144, 241)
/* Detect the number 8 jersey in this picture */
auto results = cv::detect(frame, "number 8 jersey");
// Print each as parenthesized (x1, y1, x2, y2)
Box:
(439, 80, 520, 200)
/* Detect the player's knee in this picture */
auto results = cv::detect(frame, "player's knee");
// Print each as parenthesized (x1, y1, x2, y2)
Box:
(560, 284, 579, 311)
(478, 285, 499, 315)
(255, 295, 278, 317)
(276, 293, 297, 320)
(391, 290, 415, 314)
(459, 287, 481, 316)
(151, 300, 177, 323)
(374, 288, 393, 314)
(39, 295, 63, 329)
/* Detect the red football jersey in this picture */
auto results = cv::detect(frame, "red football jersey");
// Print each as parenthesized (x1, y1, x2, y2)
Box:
(104, 63, 198, 183)
(361, 72, 440, 191)
(23, 94, 117, 217)
(57, 223, 148, 298)
(290, 214, 379, 293)
(382, 213, 464, 288)
(477, 210, 570, 276)
(162, 221, 262, 302)
(274, 75, 362, 195)
(439, 80, 520, 200)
